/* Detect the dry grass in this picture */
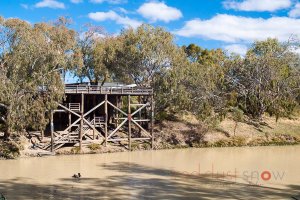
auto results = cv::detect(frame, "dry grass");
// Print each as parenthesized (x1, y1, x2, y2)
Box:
(261, 117, 300, 137)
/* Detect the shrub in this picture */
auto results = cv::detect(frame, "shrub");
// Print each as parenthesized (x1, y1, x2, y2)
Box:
(88, 143, 101, 151)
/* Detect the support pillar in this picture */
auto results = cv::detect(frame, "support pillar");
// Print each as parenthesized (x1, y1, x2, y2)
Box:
(68, 96, 72, 131)
(115, 96, 119, 127)
(80, 93, 84, 152)
(93, 95, 96, 140)
(68, 113, 71, 127)
(150, 95, 154, 149)
(138, 96, 142, 137)
(105, 94, 108, 146)
(128, 95, 131, 151)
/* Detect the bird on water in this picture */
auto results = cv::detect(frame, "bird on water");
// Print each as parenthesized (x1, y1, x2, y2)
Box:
(72, 173, 81, 179)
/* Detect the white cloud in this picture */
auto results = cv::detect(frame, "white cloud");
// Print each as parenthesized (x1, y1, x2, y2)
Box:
(224, 44, 248, 55)
(137, 2, 182, 23)
(21, 4, 29, 9)
(289, 3, 300, 18)
(79, 32, 105, 40)
(90, 0, 126, 4)
(223, 0, 292, 12)
(174, 14, 300, 43)
(71, 0, 83, 3)
(35, 0, 65, 9)
(117, 7, 129, 14)
(88, 11, 142, 28)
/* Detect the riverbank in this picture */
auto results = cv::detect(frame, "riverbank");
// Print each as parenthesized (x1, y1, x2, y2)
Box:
(1, 114, 300, 159)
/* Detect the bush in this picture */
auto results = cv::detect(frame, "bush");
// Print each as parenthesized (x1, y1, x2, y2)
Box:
(88, 143, 101, 151)
(70, 146, 81, 154)
(0, 141, 21, 159)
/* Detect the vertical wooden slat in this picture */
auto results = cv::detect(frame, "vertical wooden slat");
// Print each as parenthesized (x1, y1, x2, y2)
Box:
(69, 112, 71, 127)
(128, 95, 131, 151)
(93, 95, 96, 140)
(80, 93, 84, 152)
(105, 94, 108, 146)
(116, 96, 119, 127)
(151, 95, 154, 149)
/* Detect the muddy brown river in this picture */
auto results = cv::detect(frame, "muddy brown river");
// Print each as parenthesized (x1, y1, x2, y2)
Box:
(0, 145, 300, 199)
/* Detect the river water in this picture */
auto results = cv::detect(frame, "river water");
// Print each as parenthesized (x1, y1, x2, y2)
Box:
(0, 145, 299, 199)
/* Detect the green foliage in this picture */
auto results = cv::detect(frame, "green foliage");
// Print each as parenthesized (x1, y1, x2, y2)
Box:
(0, 141, 21, 159)
(226, 38, 300, 120)
(70, 146, 81, 154)
(88, 143, 101, 151)
(0, 17, 82, 138)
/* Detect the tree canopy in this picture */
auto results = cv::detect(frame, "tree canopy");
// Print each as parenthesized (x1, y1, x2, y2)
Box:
(0, 17, 82, 138)
(0, 16, 300, 139)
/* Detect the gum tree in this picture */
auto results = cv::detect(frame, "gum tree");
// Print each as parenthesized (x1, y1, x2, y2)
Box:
(0, 17, 82, 139)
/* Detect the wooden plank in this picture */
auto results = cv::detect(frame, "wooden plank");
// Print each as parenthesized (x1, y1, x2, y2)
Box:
(83, 101, 105, 117)
(58, 104, 81, 118)
(128, 95, 131, 151)
(107, 138, 128, 142)
(131, 103, 149, 116)
(131, 137, 151, 141)
(107, 118, 127, 139)
(131, 119, 152, 138)
(105, 94, 108, 147)
(80, 93, 84, 152)
(151, 95, 154, 149)
(107, 101, 127, 116)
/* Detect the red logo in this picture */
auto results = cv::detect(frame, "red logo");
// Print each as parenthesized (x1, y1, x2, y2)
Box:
(261, 171, 271, 181)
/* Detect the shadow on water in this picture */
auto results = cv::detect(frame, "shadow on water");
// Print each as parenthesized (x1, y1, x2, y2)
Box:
(0, 162, 299, 199)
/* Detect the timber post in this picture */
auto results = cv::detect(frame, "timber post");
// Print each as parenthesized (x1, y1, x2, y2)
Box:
(68, 95, 72, 127)
(80, 93, 84, 152)
(115, 96, 119, 127)
(128, 95, 131, 151)
(50, 110, 54, 152)
(151, 94, 154, 149)
(91, 96, 96, 141)
(105, 94, 108, 146)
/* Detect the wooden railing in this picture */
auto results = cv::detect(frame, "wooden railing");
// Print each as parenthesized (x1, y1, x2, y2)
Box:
(93, 116, 105, 125)
(68, 103, 81, 112)
(64, 85, 153, 95)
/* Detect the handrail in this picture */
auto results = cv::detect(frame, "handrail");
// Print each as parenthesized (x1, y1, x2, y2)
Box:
(64, 85, 153, 94)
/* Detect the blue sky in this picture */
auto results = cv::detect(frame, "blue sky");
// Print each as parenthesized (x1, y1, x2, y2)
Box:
(1, 0, 300, 55)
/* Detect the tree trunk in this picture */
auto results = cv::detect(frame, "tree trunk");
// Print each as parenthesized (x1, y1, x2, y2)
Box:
(234, 122, 238, 137)
(3, 128, 11, 140)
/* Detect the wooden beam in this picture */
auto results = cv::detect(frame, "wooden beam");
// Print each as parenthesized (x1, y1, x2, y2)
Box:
(131, 119, 152, 138)
(105, 94, 108, 147)
(107, 119, 128, 139)
(83, 101, 105, 117)
(58, 104, 81, 118)
(128, 95, 131, 151)
(68, 112, 72, 126)
(115, 96, 119, 127)
(131, 103, 149, 116)
(151, 95, 154, 149)
(64, 118, 81, 132)
(107, 101, 128, 116)
(80, 93, 84, 152)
